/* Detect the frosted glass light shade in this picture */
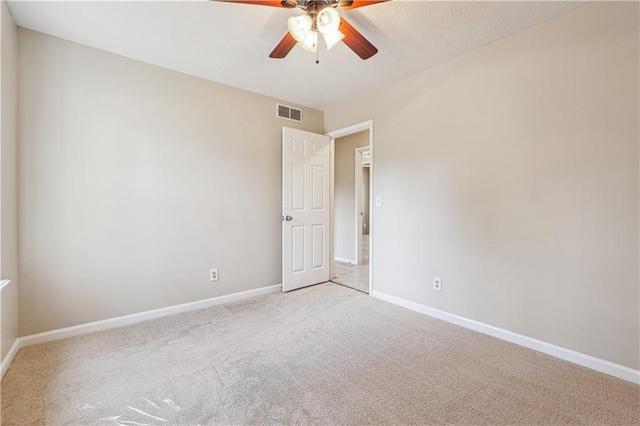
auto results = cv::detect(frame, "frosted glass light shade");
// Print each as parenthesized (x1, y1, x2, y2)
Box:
(287, 15, 313, 42)
(316, 7, 341, 35)
(322, 30, 344, 50)
(298, 30, 318, 52)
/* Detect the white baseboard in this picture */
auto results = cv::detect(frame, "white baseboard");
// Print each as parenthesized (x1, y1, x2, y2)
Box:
(1, 338, 19, 379)
(334, 256, 357, 265)
(371, 290, 640, 385)
(1, 284, 281, 377)
(6, 284, 636, 385)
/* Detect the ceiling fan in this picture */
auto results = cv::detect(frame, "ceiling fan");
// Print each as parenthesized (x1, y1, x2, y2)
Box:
(211, 0, 390, 60)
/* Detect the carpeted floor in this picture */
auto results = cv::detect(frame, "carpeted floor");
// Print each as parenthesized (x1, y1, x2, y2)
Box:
(1, 283, 638, 425)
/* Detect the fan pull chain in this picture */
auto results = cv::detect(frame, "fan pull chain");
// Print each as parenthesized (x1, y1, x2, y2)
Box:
(316, 46, 319, 64)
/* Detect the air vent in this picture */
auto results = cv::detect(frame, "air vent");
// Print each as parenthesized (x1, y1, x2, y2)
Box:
(276, 103, 303, 123)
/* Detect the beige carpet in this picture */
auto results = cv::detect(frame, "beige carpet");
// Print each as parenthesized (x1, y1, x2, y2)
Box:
(1, 283, 638, 425)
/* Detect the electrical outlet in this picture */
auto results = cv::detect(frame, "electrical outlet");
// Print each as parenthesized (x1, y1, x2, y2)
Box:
(210, 269, 219, 282)
(433, 276, 442, 292)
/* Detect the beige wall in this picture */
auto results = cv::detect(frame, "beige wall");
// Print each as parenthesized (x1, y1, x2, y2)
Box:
(0, 1, 18, 361)
(362, 167, 370, 235)
(17, 29, 323, 336)
(325, 2, 639, 369)
(334, 131, 369, 261)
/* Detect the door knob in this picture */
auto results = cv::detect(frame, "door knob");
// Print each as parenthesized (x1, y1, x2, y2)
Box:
(285, 215, 293, 221)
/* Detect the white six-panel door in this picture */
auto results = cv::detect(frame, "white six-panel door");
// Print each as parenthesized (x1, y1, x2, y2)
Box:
(282, 127, 330, 292)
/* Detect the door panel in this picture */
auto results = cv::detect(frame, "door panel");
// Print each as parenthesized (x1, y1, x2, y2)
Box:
(292, 164, 306, 210)
(312, 224, 325, 269)
(312, 166, 324, 210)
(291, 225, 306, 273)
(282, 128, 330, 292)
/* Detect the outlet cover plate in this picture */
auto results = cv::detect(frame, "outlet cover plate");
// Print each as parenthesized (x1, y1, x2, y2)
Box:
(210, 269, 219, 282)
(433, 276, 442, 291)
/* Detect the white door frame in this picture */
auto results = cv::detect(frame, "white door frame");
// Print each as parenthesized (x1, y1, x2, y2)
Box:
(326, 120, 374, 295)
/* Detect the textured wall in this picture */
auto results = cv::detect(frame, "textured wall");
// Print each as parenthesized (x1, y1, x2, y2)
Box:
(325, 2, 639, 369)
(17, 29, 323, 335)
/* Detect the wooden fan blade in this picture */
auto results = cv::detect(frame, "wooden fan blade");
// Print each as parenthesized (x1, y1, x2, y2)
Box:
(269, 32, 297, 58)
(210, 0, 295, 8)
(339, 0, 390, 10)
(339, 17, 378, 60)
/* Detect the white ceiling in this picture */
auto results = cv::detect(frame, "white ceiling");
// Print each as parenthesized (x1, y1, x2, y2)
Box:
(8, 0, 583, 110)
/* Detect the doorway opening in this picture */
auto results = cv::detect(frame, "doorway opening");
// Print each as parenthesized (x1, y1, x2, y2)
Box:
(329, 130, 371, 294)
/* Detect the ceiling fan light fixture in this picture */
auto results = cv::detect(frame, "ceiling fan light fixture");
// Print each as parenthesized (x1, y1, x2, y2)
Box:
(322, 30, 345, 50)
(298, 30, 318, 52)
(316, 7, 341, 35)
(287, 14, 312, 42)
(213, 0, 386, 61)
